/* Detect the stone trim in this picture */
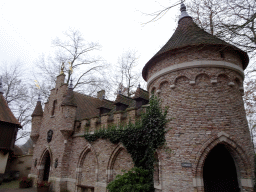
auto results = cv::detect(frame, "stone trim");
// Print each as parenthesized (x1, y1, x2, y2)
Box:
(193, 177, 204, 187)
(73, 133, 85, 137)
(38, 165, 44, 170)
(241, 178, 253, 187)
(154, 183, 162, 190)
(28, 174, 38, 178)
(49, 177, 76, 183)
(147, 60, 244, 89)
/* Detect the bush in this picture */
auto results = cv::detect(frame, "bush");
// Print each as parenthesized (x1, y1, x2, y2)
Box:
(19, 177, 32, 188)
(107, 167, 152, 192)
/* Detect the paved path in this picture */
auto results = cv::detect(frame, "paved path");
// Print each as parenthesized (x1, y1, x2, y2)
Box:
(0, 188, 36, 192)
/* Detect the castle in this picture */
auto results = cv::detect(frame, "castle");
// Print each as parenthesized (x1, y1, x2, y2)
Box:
(29, 3, 255, 192)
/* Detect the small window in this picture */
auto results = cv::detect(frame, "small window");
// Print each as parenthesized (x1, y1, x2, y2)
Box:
(51, 100, 57, 116)
(220, 51, 225, 59)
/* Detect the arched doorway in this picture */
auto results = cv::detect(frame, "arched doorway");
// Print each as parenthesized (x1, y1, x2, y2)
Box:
(203, 144, 240, 192)
(41, 150, 51, 181)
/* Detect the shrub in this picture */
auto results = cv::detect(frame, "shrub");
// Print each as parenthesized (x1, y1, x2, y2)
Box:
(37, 181, 51, 188)
(107, 167, 152, 192)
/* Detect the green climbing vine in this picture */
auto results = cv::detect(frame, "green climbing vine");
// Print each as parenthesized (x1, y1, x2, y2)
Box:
(84, 96, 168, 192)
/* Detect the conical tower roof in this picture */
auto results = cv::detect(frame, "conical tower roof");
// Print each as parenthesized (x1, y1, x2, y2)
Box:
(31, 100, 43, 117)
(142, 3, 249, 81)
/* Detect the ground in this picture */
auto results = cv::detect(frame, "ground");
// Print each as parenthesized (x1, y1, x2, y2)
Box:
(0, 180, 36, 192)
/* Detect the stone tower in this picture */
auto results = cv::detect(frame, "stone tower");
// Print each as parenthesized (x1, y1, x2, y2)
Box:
(142, 3, 254, 192)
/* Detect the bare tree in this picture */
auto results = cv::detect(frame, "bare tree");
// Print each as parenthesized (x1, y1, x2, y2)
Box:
(0, 62, 36, 143)
(187, 0, 256, 54)
(37, 29, 107, 95)
(111, 51, 142, 97)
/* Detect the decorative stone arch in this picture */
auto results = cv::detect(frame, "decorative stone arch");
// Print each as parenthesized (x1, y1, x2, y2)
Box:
(38, 147, 53, 182)
(174, 75, 190, 84)
(107, 143, 133, 183)
(233, 76, 242, 87)
(172, 75, 190, 89)
(195, 73, 211, 85)
(152, 76, 168, 91)
(158, 80, 169, 90)
(216, 73, 230, 82)
(193, 132, 252, 190)
(76, 144, 99, 190)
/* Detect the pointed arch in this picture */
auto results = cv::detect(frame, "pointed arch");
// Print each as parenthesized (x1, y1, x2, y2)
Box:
(38, 148, 53, 182)
(193, 133, 251, 190)
(107, 143, 133, 183)
(76, 144, 99, 189)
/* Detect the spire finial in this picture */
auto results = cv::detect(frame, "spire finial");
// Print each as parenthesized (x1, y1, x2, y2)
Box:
(38, 93, 41, 102)
(180, 1, 186, 12)
(69, 77, 73, 89)
(0, 76, 3, 94)
(179, 1, 191, 22)
(60, 62, 64, 75)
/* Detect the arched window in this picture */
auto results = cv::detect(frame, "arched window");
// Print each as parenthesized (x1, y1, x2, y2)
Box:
(51, 100, 57, 116)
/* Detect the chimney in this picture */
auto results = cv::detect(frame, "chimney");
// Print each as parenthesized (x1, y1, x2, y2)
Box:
(97, 90, 105, 99)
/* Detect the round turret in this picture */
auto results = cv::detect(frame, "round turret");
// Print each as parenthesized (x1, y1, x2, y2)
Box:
(142, 3, 254, 192)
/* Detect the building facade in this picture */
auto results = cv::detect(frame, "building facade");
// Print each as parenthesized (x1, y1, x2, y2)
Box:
(29, 4, 255, 192)
(0, 78, 21, 174)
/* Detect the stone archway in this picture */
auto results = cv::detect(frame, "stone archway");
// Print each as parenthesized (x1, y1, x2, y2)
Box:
(193, 133, 253, 191)
(107, 144, 134, 183)
(38, 149, 52, 182)
(76, 145, 98, 192)
(43, 151, 51, 181)
(203, 144, 240, 192)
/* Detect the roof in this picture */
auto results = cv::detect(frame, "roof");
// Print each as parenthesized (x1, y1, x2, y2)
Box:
(133, 87, 149, 101)
(73, 92, 102, 120)
(97, 99, 114, 110)
(0, 93, 21, 127)
(142, 14, 249, 81)
(61, 88, 148, 121)
(31, 101, 43, 117)
(114, 94, 135, 107)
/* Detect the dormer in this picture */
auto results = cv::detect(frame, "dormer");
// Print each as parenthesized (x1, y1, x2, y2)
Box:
(133, 87, 149, 109)
(97, 99, 114, 116)
(114, 94, 133, 112)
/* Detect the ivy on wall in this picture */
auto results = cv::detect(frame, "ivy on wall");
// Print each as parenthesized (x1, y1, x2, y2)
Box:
(84, 96, 168, 192)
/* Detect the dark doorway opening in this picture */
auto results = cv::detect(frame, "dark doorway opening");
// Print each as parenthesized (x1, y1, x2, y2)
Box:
(43, 151, 51, 181)
(203, 144, 240, 192)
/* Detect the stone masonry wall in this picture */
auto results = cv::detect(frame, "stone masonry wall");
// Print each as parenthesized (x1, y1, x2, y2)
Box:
(146, 47, 243, 82)
(149, 65, 254, 191)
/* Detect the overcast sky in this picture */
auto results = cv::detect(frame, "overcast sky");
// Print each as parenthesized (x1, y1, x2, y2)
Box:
(0, 1, 181, 145)
(0, 0, 180, 78)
